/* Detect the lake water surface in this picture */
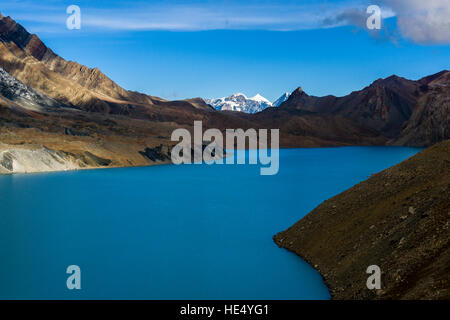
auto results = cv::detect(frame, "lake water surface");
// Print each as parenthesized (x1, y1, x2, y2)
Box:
(0, 147, 421, 299)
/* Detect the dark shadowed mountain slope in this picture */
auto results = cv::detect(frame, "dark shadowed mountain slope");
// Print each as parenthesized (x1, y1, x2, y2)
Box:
(395, 71, 449, 146)
(275, 71, 449, 146)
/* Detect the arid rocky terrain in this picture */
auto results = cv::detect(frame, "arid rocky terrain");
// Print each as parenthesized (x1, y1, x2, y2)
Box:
(0, 12, 449, 301)
(0, 13, 448, 173)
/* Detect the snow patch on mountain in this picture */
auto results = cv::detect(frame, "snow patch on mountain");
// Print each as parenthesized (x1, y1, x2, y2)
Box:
(272, 92, 291, 107)
(0, 67, 61, 111)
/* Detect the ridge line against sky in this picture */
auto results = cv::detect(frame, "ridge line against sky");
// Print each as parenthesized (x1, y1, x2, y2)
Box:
(1, 0, 449, 101)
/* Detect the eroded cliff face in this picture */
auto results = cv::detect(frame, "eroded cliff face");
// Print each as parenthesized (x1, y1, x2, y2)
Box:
(0, 147, 80, 174)
(274, 140, 450, 300)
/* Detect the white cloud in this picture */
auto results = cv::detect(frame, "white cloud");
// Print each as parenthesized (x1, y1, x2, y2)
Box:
(322, 6, 395, 28)
(75, 3, 352, 32)
(382, 0, 450, 44)
(3, 0, 449, 45)
(1, 1, 383, 32)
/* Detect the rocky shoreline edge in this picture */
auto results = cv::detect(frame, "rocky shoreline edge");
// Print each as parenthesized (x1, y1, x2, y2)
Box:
(0, 142, 230, 175)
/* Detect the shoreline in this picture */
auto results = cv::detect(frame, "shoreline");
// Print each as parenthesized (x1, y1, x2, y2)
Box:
(274, 238, 335, 299)
(2, 142, 447, 299)
(0, 144, 424, 176)
(273, 141, 449, 300)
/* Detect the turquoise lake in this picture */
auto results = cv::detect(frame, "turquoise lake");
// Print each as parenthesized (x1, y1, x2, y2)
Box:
(0, 147, 421, 299)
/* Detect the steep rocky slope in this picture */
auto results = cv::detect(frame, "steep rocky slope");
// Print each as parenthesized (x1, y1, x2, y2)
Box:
(276, 72, 449, 146)
(0, 14, 160, 105)
(0, 67, 62, 111)
(0, 67, 227, 174)
(274, 140, 450, 300)
(0, 12, 448, 175)
(0, 13, 213, 117)
(0, 67, 177, 173)
(394, 71, 450, 146)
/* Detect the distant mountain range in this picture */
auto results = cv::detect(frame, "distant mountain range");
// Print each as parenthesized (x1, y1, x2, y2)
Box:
(205, 93, 271, 113)
(204, 92, 291, 114)
(0, 12, 448, 173)
(271, 72, 450, 146)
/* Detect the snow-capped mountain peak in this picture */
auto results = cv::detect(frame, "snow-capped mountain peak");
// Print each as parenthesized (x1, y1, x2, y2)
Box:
(250, 94, 271, 104)
(231, 92, 247, 99)
(204, 91, 291, 114)
(204, 93, 272, 114)
(272, 92, 291, 107)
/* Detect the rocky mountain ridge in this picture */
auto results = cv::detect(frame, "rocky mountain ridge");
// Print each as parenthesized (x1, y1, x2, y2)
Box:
(0, 13, 448, 175)
(269, 72, 449, 147)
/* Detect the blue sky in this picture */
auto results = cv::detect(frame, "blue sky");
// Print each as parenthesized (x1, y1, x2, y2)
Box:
(1, 0, 449, 101)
